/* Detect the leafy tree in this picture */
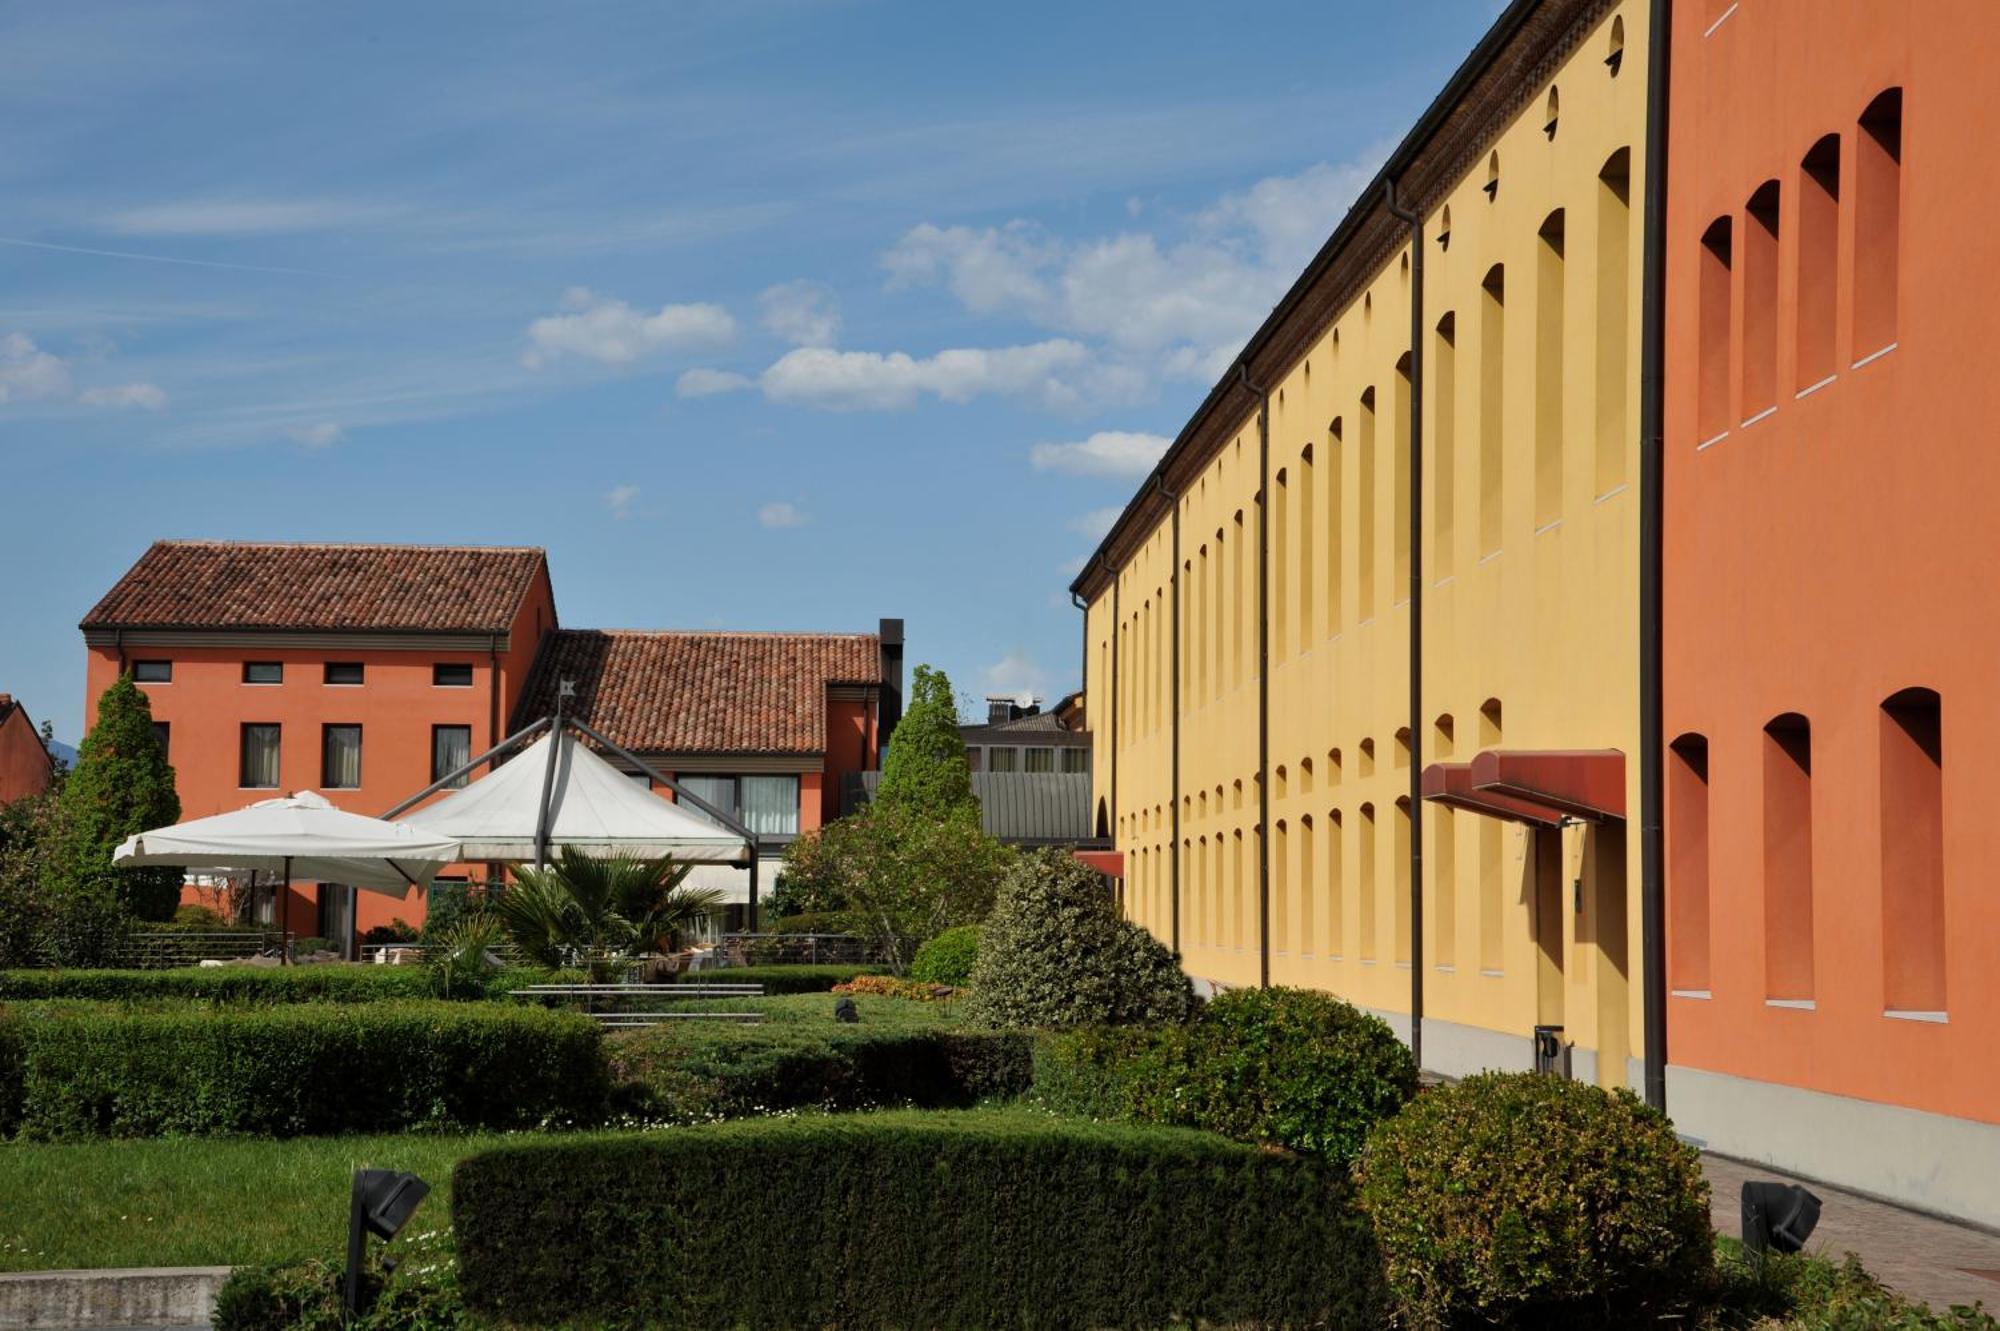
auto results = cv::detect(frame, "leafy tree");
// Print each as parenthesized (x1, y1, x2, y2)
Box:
(876, 663, 976, 817)
(493, 847, 723, 980)
(53, 674, 183, 921)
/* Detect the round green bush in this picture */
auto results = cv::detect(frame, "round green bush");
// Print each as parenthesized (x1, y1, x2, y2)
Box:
(962, 849, 1194, 1030)
(909, 924, 980, 986)
(1356, 1071, 1713, 1328)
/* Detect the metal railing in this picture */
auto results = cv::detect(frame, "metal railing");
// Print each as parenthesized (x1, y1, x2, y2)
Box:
(111, 930, 290, 969)
(722, 932, 899, 966)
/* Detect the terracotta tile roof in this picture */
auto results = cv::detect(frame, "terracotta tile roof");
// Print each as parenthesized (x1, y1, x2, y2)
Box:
(82, 541, 547, 634)
(518, 629, 882, 755)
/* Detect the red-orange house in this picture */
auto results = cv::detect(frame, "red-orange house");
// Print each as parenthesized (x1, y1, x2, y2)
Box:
(0, 693, 55, 806)
(81, 540, 900, 947)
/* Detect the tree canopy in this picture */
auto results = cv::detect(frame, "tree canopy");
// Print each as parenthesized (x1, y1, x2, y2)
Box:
(54, 674, 183, 921)
(876, 663, 976, 817)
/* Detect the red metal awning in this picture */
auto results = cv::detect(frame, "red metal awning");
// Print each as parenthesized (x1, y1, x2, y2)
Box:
(1420, 762, 1566, 828)
(1469, 749, 1625, 822)
(1073, 849, 1125, 878)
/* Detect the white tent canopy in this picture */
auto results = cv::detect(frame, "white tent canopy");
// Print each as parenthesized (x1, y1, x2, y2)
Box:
(402, 730, 750, 864)
(113, 791, 463, 896)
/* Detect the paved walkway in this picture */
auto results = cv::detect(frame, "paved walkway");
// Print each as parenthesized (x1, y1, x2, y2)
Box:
(1703, 1153, 2000, 1314)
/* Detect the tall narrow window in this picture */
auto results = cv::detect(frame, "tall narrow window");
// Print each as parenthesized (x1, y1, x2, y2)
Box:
(1328, 419, 1345, 631)
(1853, 88, 1903, 359)
(1359, 389, 1377, 619)
(1698, 218, 1734, 442)
(1596, 149, 1631, 494)
(1433, 314, 1457, 578)
(1479, 266, 1505, 553)
(1880, 688, 1944, 1015)
(1299, 814, 1316, 955)
(241, 723, 281, 789)
(1328, 809, 1345, 957)
(1763, 713, 1816, 1002)
(1358, 802, 1377, 960)
(1478, 698, 1504, 972)
(1535, 209, 1566, 527)
(1274, 820, 1290, 953)
(1192, 550, 1205, 704)
(1274, 469, 1290, 660)
(321, 724, 362, 789)
(1797, 135, 1841, 391)
(1232, 828, 1246, 950)
(1232, 511, 1247, 688)
(1394, 796, 1413, 964)
(432, 725, 472, 788)
(1393, 354, 1413, 597)
(1668, 733, 1711, 991)
(1433, 711, 1456, 968)
(1742, 181, 1782, 420)
(1298, 446, 1314, 646)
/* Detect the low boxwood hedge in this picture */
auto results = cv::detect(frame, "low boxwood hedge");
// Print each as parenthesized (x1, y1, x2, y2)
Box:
(0, 965, 545, 1004)
(454, 1108, 1385, 1327)
(606, 1022, 1031, 1122)
(0, 999, 607, 1139)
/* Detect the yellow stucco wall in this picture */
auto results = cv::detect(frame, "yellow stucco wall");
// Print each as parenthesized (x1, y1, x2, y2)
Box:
(1088, 1, 1650, 1084)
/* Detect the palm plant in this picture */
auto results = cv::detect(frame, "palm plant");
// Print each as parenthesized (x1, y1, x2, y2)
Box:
(493, 847, 724, 981)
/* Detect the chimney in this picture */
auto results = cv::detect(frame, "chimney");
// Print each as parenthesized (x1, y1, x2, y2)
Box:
(987, 697, 1015, 725)
(877, 618, 905, 753)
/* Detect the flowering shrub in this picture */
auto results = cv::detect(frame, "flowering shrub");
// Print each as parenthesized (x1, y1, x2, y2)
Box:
(832, 974, 950, 1001)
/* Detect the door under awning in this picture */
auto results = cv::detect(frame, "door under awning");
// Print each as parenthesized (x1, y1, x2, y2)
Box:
(1420, 749, 1625, 826)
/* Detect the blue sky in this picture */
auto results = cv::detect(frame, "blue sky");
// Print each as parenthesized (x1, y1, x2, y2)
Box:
(1, 0, 1500, 744)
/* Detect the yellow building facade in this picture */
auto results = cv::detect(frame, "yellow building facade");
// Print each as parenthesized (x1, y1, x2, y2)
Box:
(1081, 0, 1653, 1087)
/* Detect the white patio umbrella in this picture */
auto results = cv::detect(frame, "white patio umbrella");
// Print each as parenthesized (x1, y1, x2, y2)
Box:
(114, 792, 465, 952)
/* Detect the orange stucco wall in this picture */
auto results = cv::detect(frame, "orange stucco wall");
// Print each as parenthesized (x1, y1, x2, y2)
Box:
(0, 706, 53, 805)
(1663, 0, 2000, 1125)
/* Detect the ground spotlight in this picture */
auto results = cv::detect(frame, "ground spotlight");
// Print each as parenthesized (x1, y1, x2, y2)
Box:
(345, 1168, 431, 1313)
(1741, 1180, 1821, 1258)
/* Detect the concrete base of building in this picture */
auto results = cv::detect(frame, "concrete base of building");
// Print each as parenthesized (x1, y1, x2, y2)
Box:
(0, 1267, 229, 1331)
(1667, 1063, 2000, 1232)
(1355, 1005, 1613, 1087)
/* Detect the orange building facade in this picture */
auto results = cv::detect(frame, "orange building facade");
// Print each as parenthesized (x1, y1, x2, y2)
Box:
(0, 694, 56, 806)
(1662, 0, 2000, 1225)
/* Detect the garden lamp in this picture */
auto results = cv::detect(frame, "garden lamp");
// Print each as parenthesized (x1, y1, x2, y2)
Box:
(344, 1168, 431, 1314)
(1740, 1180, 1821, 1258)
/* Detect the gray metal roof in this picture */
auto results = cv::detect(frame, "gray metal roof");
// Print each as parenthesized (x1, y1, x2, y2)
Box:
(845, 770, 1105, 847)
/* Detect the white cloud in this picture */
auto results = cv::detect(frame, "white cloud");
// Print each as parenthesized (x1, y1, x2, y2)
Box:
(285, 421, 343, 448)
(758, 280, 841, 348)
(759, 339, 1096, 412)
(1030, 429, 1169, 478)
(675, 367, 753, 398)
(77, 381, 167, 410)
(103, 198, 396, 236)
(981, 648, 1051, 703)
(758, 500, 807, 529)
(606, 484, 639, 520)
(1068, 506, 1123, 541)
(522, 287, 736, 369)
(0, 333, 75, 403)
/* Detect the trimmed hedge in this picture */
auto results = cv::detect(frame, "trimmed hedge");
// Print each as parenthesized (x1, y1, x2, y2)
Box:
(606, 1022, 1031, 1122)
(664, 963, 881, 993)
(909, 923, 980, 986)
(0, 965, 547, 1004)
(455, 1109, 1385, 1327)
(1357, 1071, 1713, 1328)
(0, 999, 607, 1139)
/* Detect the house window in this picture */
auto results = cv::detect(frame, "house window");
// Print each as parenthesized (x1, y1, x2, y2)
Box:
(1024, 748, 1055, 773)
(741, 776, 799, 836)
(432, 725, 472, 788)
(152, 721, 170, 759)
(1394, 796, 1413, 964)
(1743, 180, 1782, 421)
(132, 660, 172, 683)
(1394, 354, 1413, 594)
(1479, 265, 1505, 555)
(325, 662, 364, 685)
(1763, 713, 1815, 1002)
(1596, 149, 1631, 495)
(1358, 387, 1377, 619)
(1853, 88, 1903, 359)
(243, 662, 283, 685)
(1358, 802, 1378, 961)
(1697, 217, 1734, 443)
(1797, 135, 1841, 390)
(1535, 208, 1566, 527)
(241, 723, 281, 789)
(1433, 313, 1457, 579)
(433, 663, 474, 687)
(988, 747, 1018, 773)
(1880, 688, 1944, 1014)
(321, 724, 362, 789)
(1060, 747, 1089, 774)
(1668, 733, 1711, 992)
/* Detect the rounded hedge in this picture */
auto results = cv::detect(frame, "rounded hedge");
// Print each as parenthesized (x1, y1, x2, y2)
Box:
(962, 849, 1193, 1029)
(909, 924, 980, 986)
(1356, 1071, 1713, 1328)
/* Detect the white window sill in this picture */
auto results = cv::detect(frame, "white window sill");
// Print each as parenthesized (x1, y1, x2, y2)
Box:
(1672, 988, 1713, 1000)
(1765, 998, 1816, 1010)
(1884, 1009, 1948, 1025)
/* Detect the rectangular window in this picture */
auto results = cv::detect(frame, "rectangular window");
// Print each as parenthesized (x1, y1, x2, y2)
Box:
(1596, 150, 1631, 494)
(1763, 714, 1815, 1002)
(241, 723, 281, 789)
(324, 662, 364, 686)
(1853, 89, 1902, 358)
(1298, 448, 1314, 645)
(1060, 747, 1089, 774)
(1327, 427, 1344, 632)
(1535, 209, 1566, 527)
(1698, 219, 1734, 442)
(1433, 806, 1456, 969)
(132, 660, 172, 683)
(1433, 316, 1457, 578)
(1358, 803, 1377, 961)
(1299, 815, 1316, 955)
(1668, 734, 1712, 991)
(1394, 796, 1413, 964)
(1359, 390, 1377, 619)
(152, 721, 170, 759)
(966, 747, 983, 773)
(432, 725, 472, 788)
(741, 775, 800, 837)
(321, 724, 362, 789)
(1274, 821, 1290, 954)
(1479, 267, 1505, 554)
(1023, 747, 1054, 773)
(1880, 689, 1944, 1014)
(1743, 181, 1781, 420)
(433, 663, 474, 687)
(988, 747, 1018, 773)
(1327, 809, 1345, 957)
(243, 662, 283, 684)
(1796, 135, 1841, 390)
(1393, 357, 1413, 595)
(1274, 469, 1290, 658)
(678, 775, 737, 819)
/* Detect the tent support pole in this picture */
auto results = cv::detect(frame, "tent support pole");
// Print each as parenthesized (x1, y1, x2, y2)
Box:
(379, 717, 553, 819)
(281, 856, 292, 966)
(533, 689, 567, 871)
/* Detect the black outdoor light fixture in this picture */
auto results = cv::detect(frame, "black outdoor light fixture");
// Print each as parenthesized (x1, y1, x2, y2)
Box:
(344, 1168, 431, 1314)
(1741, 1180, 1822, 1259)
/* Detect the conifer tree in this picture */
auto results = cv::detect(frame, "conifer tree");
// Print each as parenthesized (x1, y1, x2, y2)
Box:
(875, 664, 976, 818)
(55, 674, 183, 921)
